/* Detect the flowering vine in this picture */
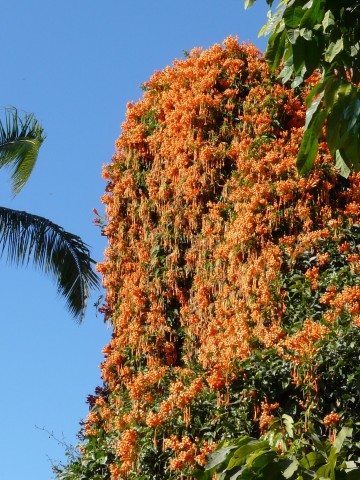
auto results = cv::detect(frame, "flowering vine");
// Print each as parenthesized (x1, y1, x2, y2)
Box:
(55, 37, 360, 480)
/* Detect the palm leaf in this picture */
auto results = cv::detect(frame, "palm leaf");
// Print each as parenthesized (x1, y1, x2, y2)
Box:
(0, 108, 45, 196)
(0, 206, 100, 322)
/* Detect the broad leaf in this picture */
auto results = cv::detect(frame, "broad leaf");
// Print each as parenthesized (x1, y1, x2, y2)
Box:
(226, 441, 269, 470)
(325, 38, 344, 63)
(279, 64, 294, 83)
(247, 451, 274, 470)
(306, 80, 326, 107)
(326, 83, 355, 161)
(288, 28, 300, 45)
(322, 75, 342, 111)
(282, 414, 295, 438)
(304, 90, 324, 130)
(333, 427, 352, 453)
(300, 0, 324, 29)
(322, 9, 335, 31)
(284, 3, 305, 29)
(299, 452, 326, 469)
(283, 459, 299, 479)
(341, 133, 360, 172)
(304, 36, 322, 75)
(204, 446, 238, 471)
(266, 28, 287, 71)
(297, 123, 319, 174)
(259, 4, 286, 38)
(334, 149, 351, 177)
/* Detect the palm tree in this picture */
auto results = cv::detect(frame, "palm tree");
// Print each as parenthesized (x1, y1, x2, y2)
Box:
(0, 108, 99, 322)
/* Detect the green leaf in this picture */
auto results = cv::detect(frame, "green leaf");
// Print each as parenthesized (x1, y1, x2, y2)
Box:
(283, 459, 299, 479)
(297, 123, 319, 174)
(304, 36, 322, 74)
(282, 414, 295, 438)
(305, 92, 324, 130)
(326, 83, 356, 160)
(325, 38, 344, 63)
(350, 43, 360, 58)
(244, 0, 257, 9)
(333, 427, 352, 453)
(266, 28, 287, 71)
(316, 461, 334, 480)
(204, 446, 237, 471)
(341, 132, 360, 172)
(326, 447, 338, 480)
(322, 75, 342, 111)
(299, 452, 326, 469)
(322, 10, 335, 31)
(259, 5, 286, 38)
(279, 64, 294, 83)
(291, 65, 307, 88)
(269, 462, 290, 480)
(226, 441, 269, 470)
(288, 28, 300, 45)
(343, 95, 360, 127)
(292, 37, 306, 73)
(300, 0, 324, 29)
(192, 466, 215, 480)
(299, 27, 313, 41)
(284, 3, 305, 29)
(299, 95, 326, 173)
(248, 451, 274, 471)
(306, 80, 326, 107)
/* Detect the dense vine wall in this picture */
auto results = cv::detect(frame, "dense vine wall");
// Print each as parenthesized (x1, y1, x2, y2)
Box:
(57, 37, 360, 479)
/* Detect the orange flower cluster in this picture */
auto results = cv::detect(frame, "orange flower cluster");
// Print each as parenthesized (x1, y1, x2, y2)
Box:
(84, 37, 360, 477)
(282, 319, 330, 363)
(164, 435, 199, 471)
(323, 411, 341, 428)
(330, 285, 360, 316)
(112, 428, 138, 477)
(259, 401, 280, 433)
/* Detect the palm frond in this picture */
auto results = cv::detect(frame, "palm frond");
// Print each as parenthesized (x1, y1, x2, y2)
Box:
(0, 206, 100, 322)
(0, 108, 45, 196)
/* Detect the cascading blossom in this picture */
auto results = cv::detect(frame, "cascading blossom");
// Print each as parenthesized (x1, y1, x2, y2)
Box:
(64, 37, 360, 480)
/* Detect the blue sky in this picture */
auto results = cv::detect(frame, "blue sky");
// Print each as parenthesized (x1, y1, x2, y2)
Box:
(0, 1, 268, 478)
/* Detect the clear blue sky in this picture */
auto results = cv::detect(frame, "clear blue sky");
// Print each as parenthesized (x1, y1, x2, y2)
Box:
(0, 1, 268, 478)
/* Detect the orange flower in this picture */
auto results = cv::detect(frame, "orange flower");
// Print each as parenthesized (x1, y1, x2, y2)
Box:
(323, 411, 341, 428)
(259, 401, 280, 433)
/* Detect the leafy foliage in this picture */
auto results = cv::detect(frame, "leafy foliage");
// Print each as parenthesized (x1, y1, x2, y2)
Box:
(194, 418, 360, 480)
(245, 0, 360, 176)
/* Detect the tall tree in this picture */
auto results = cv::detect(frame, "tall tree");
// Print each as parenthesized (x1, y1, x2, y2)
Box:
(0, 108, 99, 322)
(246, 0, 360, 177)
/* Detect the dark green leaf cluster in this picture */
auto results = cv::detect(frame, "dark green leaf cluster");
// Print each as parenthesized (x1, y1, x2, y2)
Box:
(53, 430, 114, 480)
(195, 419, 360, 480)
(246, 0, 360, 176)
